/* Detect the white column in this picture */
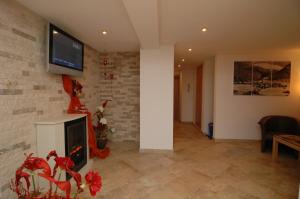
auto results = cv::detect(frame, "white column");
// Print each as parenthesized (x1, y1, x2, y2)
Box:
(140, 45, 174, 150)
(201, 58, 215, 135)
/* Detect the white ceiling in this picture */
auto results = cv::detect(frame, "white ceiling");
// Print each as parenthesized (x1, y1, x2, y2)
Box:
(17, 0, 300, 67)
(160, 0, 300, 66)
(16, 0, 140, 52)
(122, 0, 160, 49)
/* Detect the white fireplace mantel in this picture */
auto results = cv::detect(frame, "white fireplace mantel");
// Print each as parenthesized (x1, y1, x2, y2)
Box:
(35, 114, 92, 181)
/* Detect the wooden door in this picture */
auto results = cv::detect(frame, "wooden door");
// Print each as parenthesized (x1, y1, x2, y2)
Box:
(174, 76, 180, 121)
(195, 66, 203, 128)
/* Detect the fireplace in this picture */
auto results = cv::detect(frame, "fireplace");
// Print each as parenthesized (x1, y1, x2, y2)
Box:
(36, 114, 90, 181)
(64, 117, 87, 179)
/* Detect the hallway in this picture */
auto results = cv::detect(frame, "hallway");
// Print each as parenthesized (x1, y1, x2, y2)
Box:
(90, 122, 300, 199)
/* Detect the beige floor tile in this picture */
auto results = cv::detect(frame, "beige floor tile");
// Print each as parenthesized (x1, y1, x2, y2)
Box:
(89, 122, 300, 199)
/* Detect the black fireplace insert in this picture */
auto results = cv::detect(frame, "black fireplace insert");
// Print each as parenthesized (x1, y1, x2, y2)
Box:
(64, 116, 87, 180)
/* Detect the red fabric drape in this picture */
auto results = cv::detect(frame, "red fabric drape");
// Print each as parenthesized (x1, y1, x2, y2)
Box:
(62, 75, 109, 159)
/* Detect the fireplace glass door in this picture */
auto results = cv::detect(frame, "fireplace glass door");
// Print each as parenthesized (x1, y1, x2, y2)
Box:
(64, 116, 87, 179)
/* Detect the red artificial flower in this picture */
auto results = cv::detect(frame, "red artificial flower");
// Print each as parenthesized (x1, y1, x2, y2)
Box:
(55, 157, 74, 170)
(46, 150, 74, 177)
(39, 173, 71, 199)
(22, 154, 51, 176)
(15, 168, 30, 196)
(85, 171, 102, 196)
(46, 150, 58, 161)
(12, 151, 102, 199)
(67, 170, 82, 191)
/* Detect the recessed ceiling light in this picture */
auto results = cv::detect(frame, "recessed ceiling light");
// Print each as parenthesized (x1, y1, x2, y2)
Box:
(188, 48, 192, 52)
(177, 64, 181, 68)
(101, 30, 108, 35)
(201, 27, 207, 32)
(53, 30, 58, 34)
(181, 58, 185, 62)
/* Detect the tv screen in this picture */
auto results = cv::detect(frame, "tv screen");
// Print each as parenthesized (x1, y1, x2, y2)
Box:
(48, 23, 84, 76)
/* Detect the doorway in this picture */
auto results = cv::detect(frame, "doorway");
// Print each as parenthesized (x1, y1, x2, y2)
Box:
(174, 75, 180, 121)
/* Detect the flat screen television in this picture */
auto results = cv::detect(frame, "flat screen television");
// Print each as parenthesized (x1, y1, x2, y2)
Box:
(47, 23, 84, 76)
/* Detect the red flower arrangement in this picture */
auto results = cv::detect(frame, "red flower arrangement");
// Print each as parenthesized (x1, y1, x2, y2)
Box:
(10, 150, 102, 199)
(94, 100, 114, 151)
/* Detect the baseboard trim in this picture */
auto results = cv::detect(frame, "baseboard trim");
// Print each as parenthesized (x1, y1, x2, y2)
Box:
(214, 138, 260, 143)
(139, 148, 173, 153)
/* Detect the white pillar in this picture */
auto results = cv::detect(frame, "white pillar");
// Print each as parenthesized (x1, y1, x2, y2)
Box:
(140, 45, 174, 150)
(201, 58, 215, 135)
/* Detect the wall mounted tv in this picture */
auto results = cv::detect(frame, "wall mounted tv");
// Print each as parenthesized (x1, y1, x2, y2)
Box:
(47, 23, 84, 76)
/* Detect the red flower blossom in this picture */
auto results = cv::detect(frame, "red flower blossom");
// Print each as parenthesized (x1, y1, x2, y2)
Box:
(46, 150, 74, 177)
(22, 154, 51, 176)
(55, 157, 74, 170)
(11, 151, 103, 199)
(15, 168, 30, 196)
(85, 171, 102, 196)
(46, 150, 58, 161)
(67, 170, 82, 191)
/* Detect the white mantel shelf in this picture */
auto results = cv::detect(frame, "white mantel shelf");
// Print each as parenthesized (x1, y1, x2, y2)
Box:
(35, 114, 87, 125)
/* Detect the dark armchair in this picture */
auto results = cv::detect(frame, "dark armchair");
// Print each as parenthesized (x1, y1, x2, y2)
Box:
(258, 115, 299, 152)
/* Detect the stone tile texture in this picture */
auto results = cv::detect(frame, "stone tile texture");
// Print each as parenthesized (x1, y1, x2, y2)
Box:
(0, 1, 140, 198)
(84, 122, 300, 199)
(99, 52, 140, 142)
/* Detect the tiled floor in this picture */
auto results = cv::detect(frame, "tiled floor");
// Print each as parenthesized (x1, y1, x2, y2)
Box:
(87, 122, 300, 199)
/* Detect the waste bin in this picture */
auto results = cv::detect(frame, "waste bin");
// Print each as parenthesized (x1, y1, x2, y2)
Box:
(208, 122, 213, 139)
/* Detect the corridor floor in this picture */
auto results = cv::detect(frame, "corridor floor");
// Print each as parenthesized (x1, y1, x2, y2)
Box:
(88, 122, 300, 199)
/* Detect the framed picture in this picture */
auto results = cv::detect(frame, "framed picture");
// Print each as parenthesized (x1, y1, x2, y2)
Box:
(233, 61, 291, 96)
(234, 61, 252, 95)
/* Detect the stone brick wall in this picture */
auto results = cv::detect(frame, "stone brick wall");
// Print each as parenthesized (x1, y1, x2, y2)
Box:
(99, 52, 140, 142)
(0, 1, 96, 198)
(0, 1, 140, 198)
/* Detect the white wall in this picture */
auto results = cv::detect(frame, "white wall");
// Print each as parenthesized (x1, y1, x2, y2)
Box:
(201, 59, 215, 135)
(140, 45, 174, 150)
(180, 68, 196, 122)
(214, 51, 300, 140)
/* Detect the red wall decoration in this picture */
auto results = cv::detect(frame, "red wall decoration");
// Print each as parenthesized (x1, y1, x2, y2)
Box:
(62, 75, 110, 159)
